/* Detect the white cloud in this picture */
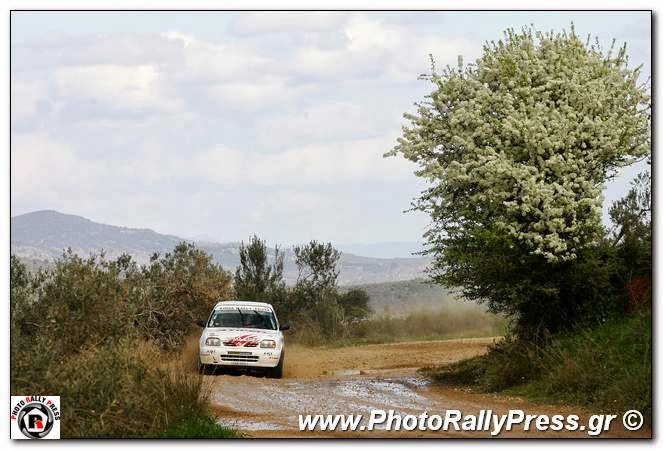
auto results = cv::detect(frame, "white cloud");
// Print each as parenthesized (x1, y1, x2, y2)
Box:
(206, 76, 312, 110)
(344, 15, 403, 52)
(260, 101, 379, 142)
(189, 137, 413, 187)
(54, 64, 182, 114)
(11, 79, 45, 123)
(11, 134, 100, 206)
(229, 12, 349, 34)
(290, 15, 480, 81)
(265, 189, 334, 213)
(160, 31, 273, 83)
(12, 15, 480, 128)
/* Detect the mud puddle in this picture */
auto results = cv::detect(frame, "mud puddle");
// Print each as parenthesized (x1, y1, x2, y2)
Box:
(211, 371, 433, 432)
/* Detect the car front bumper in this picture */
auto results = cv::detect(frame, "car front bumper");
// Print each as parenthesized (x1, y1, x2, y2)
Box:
(199, 345, 282, 368)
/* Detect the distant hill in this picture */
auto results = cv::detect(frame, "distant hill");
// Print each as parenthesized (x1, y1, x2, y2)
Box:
(336, 242, 424, 259)
(11, 210, 430, 285)
(342, 278, 475, 315)
(11, 210, 184, 260)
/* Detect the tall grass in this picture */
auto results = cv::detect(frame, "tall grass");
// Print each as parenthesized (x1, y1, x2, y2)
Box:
(513, 313, 652, 418)
(426, 312, 651, 420)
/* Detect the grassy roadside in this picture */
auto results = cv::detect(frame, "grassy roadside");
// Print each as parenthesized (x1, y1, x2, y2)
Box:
(422, 312, 652, 420)
(157, 416, 239, 438)
(293, 328, 504, 349)
(289, 307, 507, 347)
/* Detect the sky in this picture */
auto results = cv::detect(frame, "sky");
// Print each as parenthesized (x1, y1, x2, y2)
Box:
(10, 11, 651, 248)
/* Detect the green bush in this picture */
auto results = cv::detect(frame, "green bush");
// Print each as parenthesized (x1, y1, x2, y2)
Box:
(137, 242, 234, 349)
(16, 251, 135, 355)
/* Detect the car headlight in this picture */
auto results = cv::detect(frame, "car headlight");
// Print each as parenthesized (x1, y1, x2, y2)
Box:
(260, 339, 276, 348)
(205, 337, 221, 346)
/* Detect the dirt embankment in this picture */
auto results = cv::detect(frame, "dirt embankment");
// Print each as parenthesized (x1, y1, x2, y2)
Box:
(206, 338, 650, 438)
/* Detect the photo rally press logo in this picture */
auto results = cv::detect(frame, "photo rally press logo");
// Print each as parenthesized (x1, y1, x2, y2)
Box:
(11, 396, 60, 439)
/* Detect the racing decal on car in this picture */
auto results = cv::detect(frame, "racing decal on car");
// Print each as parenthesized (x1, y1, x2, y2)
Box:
(215, 305, 272, 312)
(223, 334, 261, 347)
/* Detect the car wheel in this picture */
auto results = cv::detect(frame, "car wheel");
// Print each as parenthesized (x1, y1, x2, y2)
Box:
(268, 353, 284, 379)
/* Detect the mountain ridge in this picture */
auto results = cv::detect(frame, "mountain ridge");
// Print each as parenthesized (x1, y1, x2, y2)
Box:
(11, 210, 430, 285)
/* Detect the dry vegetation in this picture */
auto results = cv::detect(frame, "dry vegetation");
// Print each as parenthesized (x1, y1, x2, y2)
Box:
(351, 306, 505, 343)
(10, 245, 238, 438)
(288, 303, 505, 347)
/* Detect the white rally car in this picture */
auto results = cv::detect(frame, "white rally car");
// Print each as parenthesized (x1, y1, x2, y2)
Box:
(196, 300, 288, 378)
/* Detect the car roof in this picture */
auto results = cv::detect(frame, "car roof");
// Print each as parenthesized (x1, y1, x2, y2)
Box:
(214, 300, 274, 309)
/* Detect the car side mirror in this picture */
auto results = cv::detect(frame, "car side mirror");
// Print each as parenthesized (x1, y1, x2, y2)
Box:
(280, 324, 290, 331)
(195, 319, 206, 328)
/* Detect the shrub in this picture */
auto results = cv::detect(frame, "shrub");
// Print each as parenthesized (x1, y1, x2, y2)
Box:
(137, 242, 233, 349)
(234, 235, 285, 303)
(19, 251, 135, 355)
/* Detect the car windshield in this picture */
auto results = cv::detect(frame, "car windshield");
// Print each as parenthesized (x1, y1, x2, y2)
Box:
(207, 307, 277, 330)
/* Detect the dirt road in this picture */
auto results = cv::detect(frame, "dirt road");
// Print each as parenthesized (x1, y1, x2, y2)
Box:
(205, 338, 649, 438)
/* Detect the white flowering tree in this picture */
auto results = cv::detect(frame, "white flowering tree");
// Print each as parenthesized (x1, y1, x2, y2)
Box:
(388, 28, 650, 335)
